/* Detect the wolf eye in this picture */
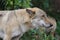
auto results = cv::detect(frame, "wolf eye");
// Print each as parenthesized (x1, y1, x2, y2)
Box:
(41, 15, 45, 17)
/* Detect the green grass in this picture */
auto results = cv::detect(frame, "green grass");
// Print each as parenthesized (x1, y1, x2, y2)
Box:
(20, 29, 56, 40)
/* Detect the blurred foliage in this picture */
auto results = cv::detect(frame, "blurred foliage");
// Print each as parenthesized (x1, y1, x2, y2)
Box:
(14, 0, 31, 9)
(0, 0, 6, 10)
(20, 29, 57, 40)
(0, 0, 31, 10)
(0, 0, 60, 40)
(31, 0, 60, 21)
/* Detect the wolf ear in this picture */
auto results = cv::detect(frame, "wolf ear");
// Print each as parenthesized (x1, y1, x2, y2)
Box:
(26, 9, 35, 15)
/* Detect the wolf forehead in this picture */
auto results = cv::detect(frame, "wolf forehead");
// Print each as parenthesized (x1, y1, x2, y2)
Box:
(26, 7, 46, 15)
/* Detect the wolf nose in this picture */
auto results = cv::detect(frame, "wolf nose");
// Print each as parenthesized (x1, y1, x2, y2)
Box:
(49, 24, 53, 27)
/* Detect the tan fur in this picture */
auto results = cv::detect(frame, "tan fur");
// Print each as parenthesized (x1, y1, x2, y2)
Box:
(39, 16, 56, 35)
(0, 7, 56, 40)
(45, 16, 56, 36)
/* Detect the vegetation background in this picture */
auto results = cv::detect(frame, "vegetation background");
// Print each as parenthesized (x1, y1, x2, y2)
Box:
(0, 0, 60, 40)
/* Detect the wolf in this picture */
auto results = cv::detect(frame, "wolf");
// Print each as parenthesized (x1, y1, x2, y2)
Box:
(39, 16, 56, 36)
(0, 7, 56, 40)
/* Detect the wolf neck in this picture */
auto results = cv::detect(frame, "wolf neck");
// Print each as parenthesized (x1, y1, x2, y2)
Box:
(20, 24, 31, 33)
(2, 11, 10, 24)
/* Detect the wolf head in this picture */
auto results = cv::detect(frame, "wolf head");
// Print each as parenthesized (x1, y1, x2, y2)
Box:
(26, 7, 53, 28)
